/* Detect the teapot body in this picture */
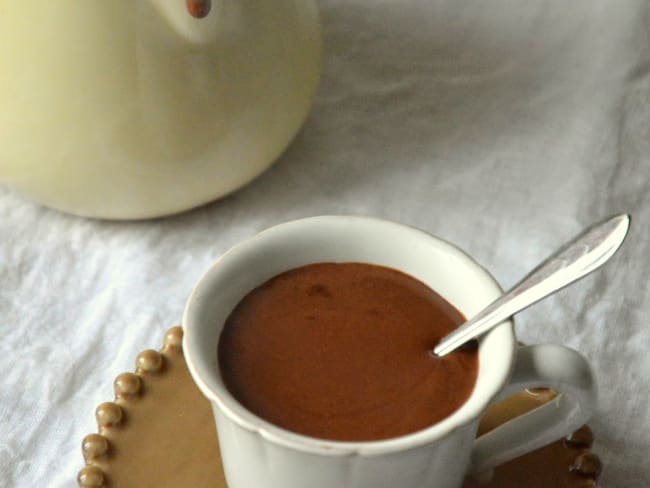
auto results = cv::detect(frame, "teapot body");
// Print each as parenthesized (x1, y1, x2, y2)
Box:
(0, 1, 321, 218)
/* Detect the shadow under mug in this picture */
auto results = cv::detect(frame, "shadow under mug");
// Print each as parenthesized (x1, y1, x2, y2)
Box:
(183, 216, 596, 488)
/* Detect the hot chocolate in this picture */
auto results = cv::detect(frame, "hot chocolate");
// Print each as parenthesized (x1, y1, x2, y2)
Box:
(217, 262, 478, 442)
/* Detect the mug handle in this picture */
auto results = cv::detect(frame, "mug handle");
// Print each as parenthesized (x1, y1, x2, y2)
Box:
(469, 343, 597, 474)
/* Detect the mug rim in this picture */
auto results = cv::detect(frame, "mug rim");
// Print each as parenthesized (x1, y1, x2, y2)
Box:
(183, 215, 515, 456)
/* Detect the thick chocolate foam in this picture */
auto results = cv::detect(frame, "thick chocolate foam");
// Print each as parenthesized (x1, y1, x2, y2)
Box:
(218, 263, 478, 442)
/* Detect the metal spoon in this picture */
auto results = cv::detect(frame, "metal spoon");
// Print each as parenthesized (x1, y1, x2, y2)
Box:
(433, 214, 630, 357)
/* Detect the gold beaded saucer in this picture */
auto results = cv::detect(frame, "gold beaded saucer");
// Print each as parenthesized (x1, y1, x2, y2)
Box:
(77, 327, 602, 487)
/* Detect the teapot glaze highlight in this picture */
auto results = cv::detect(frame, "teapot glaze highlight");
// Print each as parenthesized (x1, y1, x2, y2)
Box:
(0, 0, 321, 219)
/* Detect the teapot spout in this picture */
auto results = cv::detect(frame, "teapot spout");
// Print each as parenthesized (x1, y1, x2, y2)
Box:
(147, 0, 219, 44)
(186, 0, 212, 18)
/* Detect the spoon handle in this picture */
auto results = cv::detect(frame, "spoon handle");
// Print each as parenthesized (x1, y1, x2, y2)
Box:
(434, 214, 630, 357)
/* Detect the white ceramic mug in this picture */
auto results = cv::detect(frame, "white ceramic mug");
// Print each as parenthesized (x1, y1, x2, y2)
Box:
(183, 216, 596, 488)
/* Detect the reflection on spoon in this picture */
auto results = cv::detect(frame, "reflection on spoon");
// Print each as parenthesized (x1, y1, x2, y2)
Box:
(434, 214, 631, 357)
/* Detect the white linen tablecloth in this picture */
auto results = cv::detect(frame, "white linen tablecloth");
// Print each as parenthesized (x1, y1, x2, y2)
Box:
(1, 1, 649, 486)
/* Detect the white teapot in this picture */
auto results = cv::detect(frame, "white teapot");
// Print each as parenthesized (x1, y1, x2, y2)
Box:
(0, 0, 321, 219)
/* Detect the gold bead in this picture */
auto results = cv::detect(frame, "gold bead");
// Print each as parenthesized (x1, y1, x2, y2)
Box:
(571, 452, 602, 478)
(114, 373, 141, 398)
(565, 425, 594, 448)
(81, 434, 108, 461)
(77, 466, 104, 486)
(163, 326, 183, 351)
(95, 402, 122, 428)
(136, 349, 163, 373)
